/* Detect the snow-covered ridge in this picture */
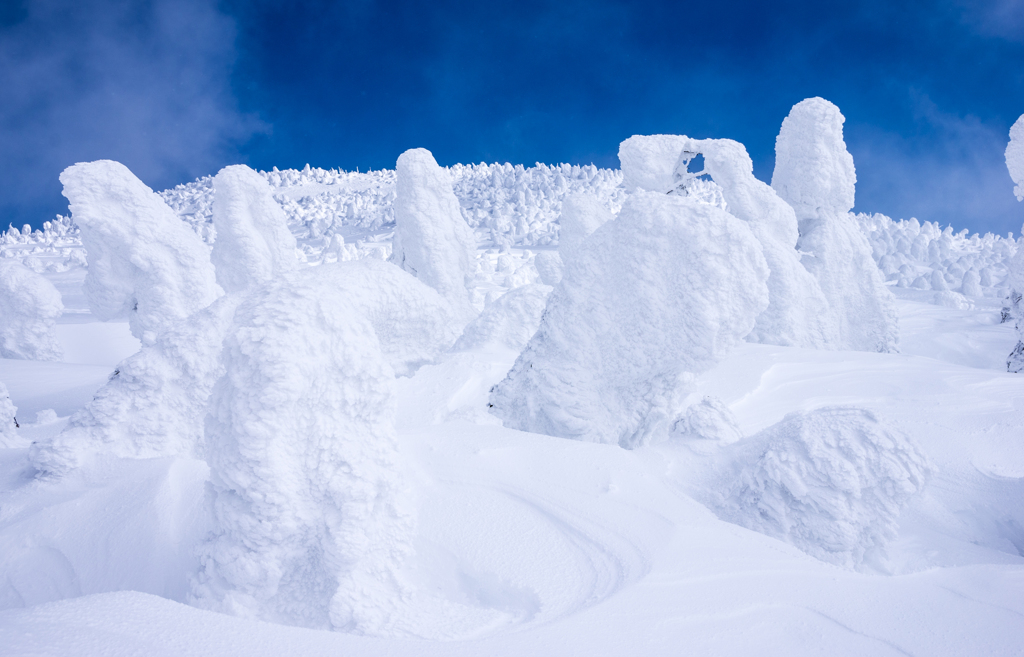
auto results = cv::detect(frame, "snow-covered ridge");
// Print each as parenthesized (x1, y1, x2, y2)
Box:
(1, 162, 1018, 302)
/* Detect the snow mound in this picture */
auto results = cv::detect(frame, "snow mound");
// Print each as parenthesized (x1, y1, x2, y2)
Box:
(0, 381, 17, 448)
(490, 191, 769, 448)
(772, 99, 899, 353)
(390, 148, 478, 318)
(1007, 114, 1024, 202)
(712, 407, 929, 568)
(60, 160, 220, 345)
(29, 296, 240, 477)
(670, 396, 742, 446)
(191, 265, 413, 635)
(0, 260, 63, 361)
(453, 284, 551, 353)
(211, 165, 299, 294)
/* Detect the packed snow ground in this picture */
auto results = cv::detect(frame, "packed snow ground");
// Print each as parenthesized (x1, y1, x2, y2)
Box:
(1, 100, 1024, 654)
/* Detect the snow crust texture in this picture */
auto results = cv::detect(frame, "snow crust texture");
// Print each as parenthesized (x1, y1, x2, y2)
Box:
(211, 165, 299, 294)
(391, 148, 478, 319)
(60, 160, 220, 345)
(712, 407, 929, 568)
(772, 99, 899, 353)
(191, 264, 413, 634)
(0, 260, 63, 361)
(490, 191, 769, 448)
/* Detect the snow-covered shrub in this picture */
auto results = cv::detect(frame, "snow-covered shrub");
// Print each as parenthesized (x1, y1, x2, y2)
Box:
(489, 191, 769, 449)
(711, 407, 929, 569)
(60, 160, 220, 345)
(211, 165, 299, 294)
(670, 396, 742, 446)
(453, 283, 551, 352)
(0, 260, 63, 361)
(390, 148, 478, 319)
(30, 296, 240, 477)
(190, 264, 413, 634)
(0, 381, 17, 448)
(772, 98, 899, 353)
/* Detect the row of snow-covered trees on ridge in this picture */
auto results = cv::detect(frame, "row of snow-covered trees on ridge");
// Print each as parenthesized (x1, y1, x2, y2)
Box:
(4, 97, 1021, 630)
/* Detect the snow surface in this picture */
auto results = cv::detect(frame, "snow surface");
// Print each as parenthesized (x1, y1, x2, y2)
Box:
(1, 121, 1024, 655)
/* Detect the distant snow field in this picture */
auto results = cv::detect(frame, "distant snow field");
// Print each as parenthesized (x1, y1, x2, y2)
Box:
(0, 98, 1023, 656)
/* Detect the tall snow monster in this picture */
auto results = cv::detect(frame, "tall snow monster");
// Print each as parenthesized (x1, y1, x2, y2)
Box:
(771, 97, 899, 353)
(1004, 114, 1024, 372)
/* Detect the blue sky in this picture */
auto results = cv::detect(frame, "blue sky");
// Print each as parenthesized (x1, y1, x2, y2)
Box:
(2, 0, 1023, 234)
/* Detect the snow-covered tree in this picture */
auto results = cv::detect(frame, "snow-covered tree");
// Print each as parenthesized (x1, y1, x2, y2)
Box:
(0, 260, 63, 361)
(211, 164, 299, 294)
(0, 381, 18, 448)
(190, 264, 414, 634)
(390, 148, 478, 320)
(772, 98, 899, 353)
(60, 160, 220, 346)
(1005, 114, 1024, 372)
(490, 191, 769, 448)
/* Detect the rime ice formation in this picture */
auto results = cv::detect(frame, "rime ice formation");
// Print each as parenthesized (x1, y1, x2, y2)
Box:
(453, 283, 552, 353)
(490, 191, 769, 448)
(618, 134, 690, 193)
(211, 165, 299, 294)
(191, 265, 413, 635)
(709, 407, 929, 569)
(772, 98, 899, 353)
(0, 260, 64, 361)
(532, 251, 563, 286)
(30, 296, 240, 477)
(390, 148, 478, 319)
(60, 160, 220, 345)
(0, 381, 17, 448)
(1007, 115, 1024, 202)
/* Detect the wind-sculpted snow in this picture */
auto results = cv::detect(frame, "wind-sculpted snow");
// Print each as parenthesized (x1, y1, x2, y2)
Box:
(709, 407, 930, 569)
(490, 192, 769, 448)
(0, 260, 63, 361)
(191, 264, 414, 635)
(773, 98, 899, 353)
(59, 161, 220, 345)
(0, 382, 17, 448)
(29, 296, 240, 477)
(211, 165, 299, 294)
(391, 149, 478, 319)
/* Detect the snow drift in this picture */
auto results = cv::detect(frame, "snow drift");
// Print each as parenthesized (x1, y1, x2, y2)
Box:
(60, 160, 220, 346)
(211, 164, 299, 294)
(190, 264, 414, 635)
(490, 191, 769, 448)
(709, 407, 930, 568)
(390, 148, 478, 319)
(0, 260, 63, 361)
(772, 98, 899, 353)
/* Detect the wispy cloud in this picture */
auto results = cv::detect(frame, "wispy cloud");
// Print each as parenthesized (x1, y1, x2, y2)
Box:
(849, 93, 1024, 236)
(0, 0, 263, 228)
